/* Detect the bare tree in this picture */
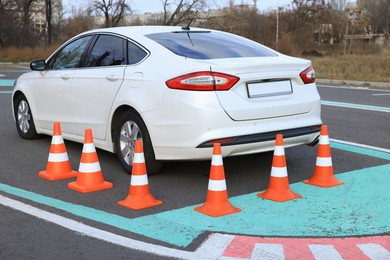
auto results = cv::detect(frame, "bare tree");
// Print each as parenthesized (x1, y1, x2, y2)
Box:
(90, 0, 130, 27)
(62, 8, 95, 40)
(283, 0, 332, 50)
(162, 0, 207, 25)
(44, 0, 63, 45)
(358, 0, 389, 34)
(45, 0, 52, 44)
(17, 0, 38, 47)
(0, 0, 16, 47)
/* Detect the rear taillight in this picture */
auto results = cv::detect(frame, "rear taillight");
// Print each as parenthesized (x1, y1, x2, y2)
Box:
(300, 66, 316, 84)
(166, 71, 239, 91)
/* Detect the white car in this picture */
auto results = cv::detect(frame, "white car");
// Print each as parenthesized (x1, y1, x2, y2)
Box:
(12, 26, 322, 174)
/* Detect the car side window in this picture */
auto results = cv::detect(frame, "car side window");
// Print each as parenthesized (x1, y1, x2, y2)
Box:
(51, 36, 92, 70)
(86, 35, 126, 67)
(128, 41, 147, 65)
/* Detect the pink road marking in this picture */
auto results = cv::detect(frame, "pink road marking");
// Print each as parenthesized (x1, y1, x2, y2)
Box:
(223, 235, 390, 259)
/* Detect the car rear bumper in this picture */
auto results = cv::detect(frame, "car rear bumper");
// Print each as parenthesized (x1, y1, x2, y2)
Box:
(197, 125, 321, 148)
(142, 89, 322, 161)
(154, 130, 320, 160)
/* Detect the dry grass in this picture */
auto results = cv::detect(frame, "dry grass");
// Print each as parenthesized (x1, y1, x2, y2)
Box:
(0, 45, 60, 62)
(1, 45, 389, 83)
(306, 46, 390, 82)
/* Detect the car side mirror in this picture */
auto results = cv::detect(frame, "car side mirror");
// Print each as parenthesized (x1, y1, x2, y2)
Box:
(30, 60, 46, 71)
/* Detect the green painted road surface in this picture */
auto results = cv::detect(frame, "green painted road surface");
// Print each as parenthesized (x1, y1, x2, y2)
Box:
(141, 163, 389, 246)
(0, 142, 389, 247)
(0, 79, 15, 86)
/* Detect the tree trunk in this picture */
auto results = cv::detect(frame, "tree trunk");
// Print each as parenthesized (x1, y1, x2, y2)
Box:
(20, 0, 34, 47)
(46, 0, 52, 45)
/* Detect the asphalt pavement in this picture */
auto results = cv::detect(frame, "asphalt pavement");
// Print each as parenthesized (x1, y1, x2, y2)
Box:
(1, 64, 389, 259)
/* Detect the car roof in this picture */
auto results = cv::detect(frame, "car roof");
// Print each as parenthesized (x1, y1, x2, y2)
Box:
(80, 26, 212, 38)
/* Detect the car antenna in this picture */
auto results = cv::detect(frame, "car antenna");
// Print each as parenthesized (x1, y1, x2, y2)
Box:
(181, 10, 198, 31)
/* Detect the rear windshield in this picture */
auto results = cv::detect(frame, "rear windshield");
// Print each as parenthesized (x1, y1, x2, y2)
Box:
(146, 31, 277, 59)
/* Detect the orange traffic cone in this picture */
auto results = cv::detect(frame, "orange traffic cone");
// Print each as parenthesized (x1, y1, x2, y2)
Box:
(118, 139, 162, 210)
(195, 143, 240, 217)
(68, 128, 113, 193)
(39, 122, 77, 180)
(304, 125, 344, 188)
(258, 134, 301, 202)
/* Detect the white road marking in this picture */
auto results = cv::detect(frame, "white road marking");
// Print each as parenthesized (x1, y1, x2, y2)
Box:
(321, 100, 390, 113)
(309, 244, 343, 260)
(0, 194, 232, 260)
(195, 233, 235, 259)
(250, 244, 284, 260)
(357, 243, 390, 260)
(2, 193, 390, 259)
(330, 138, 390, 153)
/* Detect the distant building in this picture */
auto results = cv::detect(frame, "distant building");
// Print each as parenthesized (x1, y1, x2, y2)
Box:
(344, 0, 387, 47)
(3, 0, 63, 41)
(313, 0, 387, 46)
(330, 0, 347, 10)
(93, 12, 163, 26)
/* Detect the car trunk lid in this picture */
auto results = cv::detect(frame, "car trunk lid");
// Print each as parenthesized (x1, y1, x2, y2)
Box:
(207, 56, 318, 121)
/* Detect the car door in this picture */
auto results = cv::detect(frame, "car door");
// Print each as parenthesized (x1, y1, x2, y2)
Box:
(62, 34, 127, 140)
(31, 35, 94, 131)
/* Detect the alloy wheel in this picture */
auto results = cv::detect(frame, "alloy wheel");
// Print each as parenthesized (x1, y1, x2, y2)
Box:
(119, 120, 142, 166)
(17, 100, 31, 134)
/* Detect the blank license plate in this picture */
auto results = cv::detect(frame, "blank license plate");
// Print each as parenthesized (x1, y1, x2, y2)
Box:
(247, 80, 292, 98)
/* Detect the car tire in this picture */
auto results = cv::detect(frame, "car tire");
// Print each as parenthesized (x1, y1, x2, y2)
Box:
(115, 109, 163, 175)
(14, 94, 40, 139)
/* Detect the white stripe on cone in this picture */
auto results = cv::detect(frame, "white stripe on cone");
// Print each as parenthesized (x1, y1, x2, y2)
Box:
(79, 162, 101, 173)
(270, 166, 288, 177)
(48, 152, 69, 162)
(319, 135, 330, 145)
(208, 179, 227, 191)
(274, 146, 285, 156)
(211, 155, 223, 166)
(130, 175, 149, 186)
(82, 143, 96, 153)
(133, 153, 145, 163)
(51, 135, 64, 145)
(316, 157, 333, 167)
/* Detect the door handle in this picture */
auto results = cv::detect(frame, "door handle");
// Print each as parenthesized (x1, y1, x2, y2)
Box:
(106, 75, 119, 81)
(61, 74, 71, 80)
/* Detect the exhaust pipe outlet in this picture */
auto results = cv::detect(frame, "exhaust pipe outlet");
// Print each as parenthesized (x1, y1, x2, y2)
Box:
(307, 135, 320, 147)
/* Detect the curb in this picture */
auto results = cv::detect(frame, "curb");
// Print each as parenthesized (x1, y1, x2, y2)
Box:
(0, 62, 30, 65)
(317, 79, 390, 89)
